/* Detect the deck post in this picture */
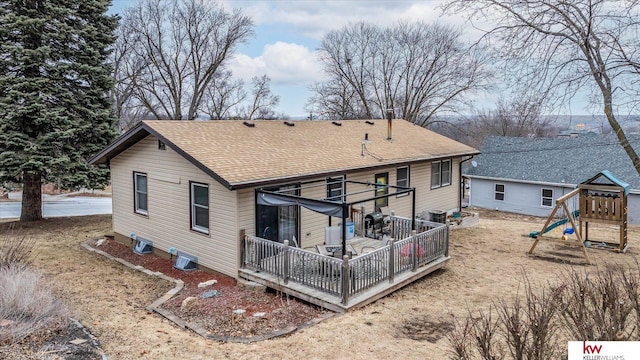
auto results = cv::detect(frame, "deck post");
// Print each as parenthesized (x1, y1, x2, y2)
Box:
(388, 239, 395, 283)
(411, 230, 417, 272)
(445, 225, 450, 257)
(341, 255, 350, 305)
(283, 240, 289, 285)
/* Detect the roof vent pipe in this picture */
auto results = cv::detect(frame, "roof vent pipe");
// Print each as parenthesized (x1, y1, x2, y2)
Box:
(386, 109, 393, 141)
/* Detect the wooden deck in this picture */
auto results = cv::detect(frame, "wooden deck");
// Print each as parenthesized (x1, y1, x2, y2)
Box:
(239, 217, 449, 312)
(239, 255, 449, 312)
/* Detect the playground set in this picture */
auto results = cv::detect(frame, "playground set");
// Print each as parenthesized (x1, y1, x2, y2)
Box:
(528, 171, 629, 264)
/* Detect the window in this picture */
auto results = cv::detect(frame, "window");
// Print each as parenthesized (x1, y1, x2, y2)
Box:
(190, 182, 209, 234)
(431, 159, 452, 188)
(375, 172, 389, 211)
(396, 166, 409, 197)
(257, 184, 299, 243)
(326, 176, 345, 202)
(495, 184, 505, 201)
(134, 172, 148, 215)
(541, 188, 553, 207)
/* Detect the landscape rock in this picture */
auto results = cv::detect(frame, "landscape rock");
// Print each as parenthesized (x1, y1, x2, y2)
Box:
(232, 309, 246, 315)
(199, 289, 221, 299)
(197, 279, 217, 288)
(181, 296, 199, 313)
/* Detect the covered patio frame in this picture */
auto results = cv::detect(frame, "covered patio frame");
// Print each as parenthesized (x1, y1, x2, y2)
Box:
(255, 178, 416, 255)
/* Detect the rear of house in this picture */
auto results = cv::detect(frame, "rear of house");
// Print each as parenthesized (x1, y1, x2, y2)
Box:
(91, 119, 478, 278)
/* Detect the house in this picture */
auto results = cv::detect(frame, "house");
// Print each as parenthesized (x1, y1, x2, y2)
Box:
(464, 135, 640, 224)
(90, 119, 477, 307)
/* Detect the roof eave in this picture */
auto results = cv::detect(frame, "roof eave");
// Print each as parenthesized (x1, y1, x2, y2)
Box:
(89, 121, 233, 190)
(228, 150, 479, 190)
(88, 122, 149, 165)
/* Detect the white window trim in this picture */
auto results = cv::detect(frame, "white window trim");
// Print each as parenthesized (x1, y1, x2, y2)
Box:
(326, 175, 345, 202)
(441, 159, 452, 186)
(190, 182, 209, 234)
(431, 159, 452, 189)
(495, 183, 505, 201)
(396, 166, 410, 197)
(134, 172, 148, 215)
(541, 188, 553, 207)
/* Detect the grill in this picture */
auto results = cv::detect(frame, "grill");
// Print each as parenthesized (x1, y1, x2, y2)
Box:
(365, 211, 386, 238)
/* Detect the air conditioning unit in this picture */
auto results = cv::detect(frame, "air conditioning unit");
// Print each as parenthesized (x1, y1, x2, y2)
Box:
(133, 237, 153, 254)
(174, 251, 198, 271)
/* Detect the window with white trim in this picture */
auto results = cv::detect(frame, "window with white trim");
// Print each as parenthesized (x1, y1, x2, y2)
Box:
(190, 182, 209, 234)
(396, 166, 409, 197)
(495, 184, 505, 201)
(134, 172, 148, 215)
(326, 176, 345, 202)
(541, 188, 553, 207)
(431, 159, 452, 188)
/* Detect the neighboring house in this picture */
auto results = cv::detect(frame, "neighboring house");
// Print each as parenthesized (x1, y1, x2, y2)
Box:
(90, 119, 478, 278)
(465, 135, 640, 224)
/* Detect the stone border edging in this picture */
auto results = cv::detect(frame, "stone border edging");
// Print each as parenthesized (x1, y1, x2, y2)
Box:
(82, 238, 336, 343)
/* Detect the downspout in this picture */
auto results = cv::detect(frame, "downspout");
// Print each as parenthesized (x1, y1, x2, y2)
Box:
(459, 156, 475, 212)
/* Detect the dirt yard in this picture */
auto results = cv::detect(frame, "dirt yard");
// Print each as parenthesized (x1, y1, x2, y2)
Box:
(1, 211, 639, 359)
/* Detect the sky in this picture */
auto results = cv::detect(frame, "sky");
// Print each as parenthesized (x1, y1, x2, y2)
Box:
(108, 0, 601, 118)
(109, 0, 460, 118)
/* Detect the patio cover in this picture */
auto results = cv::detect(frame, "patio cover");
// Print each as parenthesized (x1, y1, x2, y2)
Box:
(256, 192, 344, 218)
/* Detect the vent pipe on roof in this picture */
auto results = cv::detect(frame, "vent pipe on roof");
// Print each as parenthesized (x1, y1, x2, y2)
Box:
(365, 120, 374, 125)
(332, 121, 342, 126)
(243, 121, 255, 127)
(284, 121, 295, 127)
(386, 109, 393, 141)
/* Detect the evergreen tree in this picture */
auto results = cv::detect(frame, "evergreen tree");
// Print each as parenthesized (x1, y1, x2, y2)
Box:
(0, 0, 118, 221)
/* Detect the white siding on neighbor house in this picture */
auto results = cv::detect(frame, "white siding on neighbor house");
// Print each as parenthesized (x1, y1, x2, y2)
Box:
(110, 135, 239, 278)
(626, 193, 640, 225)
(469, 177, 640, 225)
(469, 178, 577, 218)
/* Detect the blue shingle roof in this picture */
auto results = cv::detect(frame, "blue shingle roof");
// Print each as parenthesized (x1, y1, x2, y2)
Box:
(464, 135, 640, 190)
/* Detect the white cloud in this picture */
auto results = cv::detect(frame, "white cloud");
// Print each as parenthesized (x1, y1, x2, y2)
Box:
(227, 42, 325, 86)
(222, 0, 446, 39)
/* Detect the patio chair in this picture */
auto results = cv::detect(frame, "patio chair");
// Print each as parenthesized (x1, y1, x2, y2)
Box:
(360, 235, 391, 254)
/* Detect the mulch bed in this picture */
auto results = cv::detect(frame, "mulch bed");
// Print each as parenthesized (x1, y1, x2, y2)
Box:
(91, 238, 327, 340)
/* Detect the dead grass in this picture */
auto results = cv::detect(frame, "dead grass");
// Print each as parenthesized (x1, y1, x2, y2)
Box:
(1, 212, 638, 359)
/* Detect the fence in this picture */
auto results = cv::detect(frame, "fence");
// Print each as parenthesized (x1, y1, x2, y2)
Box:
(241, 222, 449, 306)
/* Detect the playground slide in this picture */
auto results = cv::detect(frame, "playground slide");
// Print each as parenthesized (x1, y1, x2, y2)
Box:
(528, 210, 579, 238)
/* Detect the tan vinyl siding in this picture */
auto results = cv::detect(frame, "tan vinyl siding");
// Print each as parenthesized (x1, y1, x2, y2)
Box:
(110, 135, 239, 278)
(299, 182, 330, 248)
(415, 158, 460, 216)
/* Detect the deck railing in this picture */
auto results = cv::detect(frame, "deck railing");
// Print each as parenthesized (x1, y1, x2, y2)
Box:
(241, 221, 449, 306)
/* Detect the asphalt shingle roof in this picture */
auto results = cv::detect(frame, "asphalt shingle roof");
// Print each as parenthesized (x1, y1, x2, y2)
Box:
(465, 135, 640, 190)
(92, 119, 478, 189)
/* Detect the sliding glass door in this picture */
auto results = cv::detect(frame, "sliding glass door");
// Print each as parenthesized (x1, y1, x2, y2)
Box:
(256, 184, 299, 245)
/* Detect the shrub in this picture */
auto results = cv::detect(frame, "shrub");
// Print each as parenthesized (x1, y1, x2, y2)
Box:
(0, 265, 68, 344)
(448, 266, 640, 359)
(0, 231, 35, 269)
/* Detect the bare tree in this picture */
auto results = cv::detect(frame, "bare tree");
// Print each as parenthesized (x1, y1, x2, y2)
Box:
(243, 75, 280, 120)
(311, 21, 492, 125)
(111, 19, 152, 131)
(120, 0, 253, 120)
(445, 0, 640, 176)
(306, 78, 367, 120)
(431, 97, 557, 148)
(201, 70, 246, 120)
